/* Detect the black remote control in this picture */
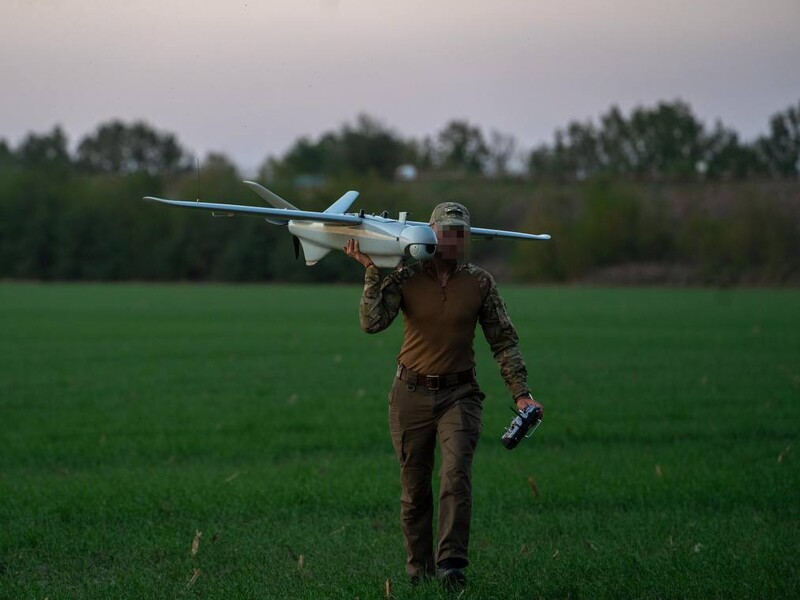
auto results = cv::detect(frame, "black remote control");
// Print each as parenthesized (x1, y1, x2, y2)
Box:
(501, 404, 542, 450)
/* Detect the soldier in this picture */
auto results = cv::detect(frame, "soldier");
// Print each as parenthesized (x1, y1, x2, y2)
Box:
(344, 202, 543, 590)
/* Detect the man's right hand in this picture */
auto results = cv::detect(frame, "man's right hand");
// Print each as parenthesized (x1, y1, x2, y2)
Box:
(515, 394, 543, 418)
(343, 239, 375, 269)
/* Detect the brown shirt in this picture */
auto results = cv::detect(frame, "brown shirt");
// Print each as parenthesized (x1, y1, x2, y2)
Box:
(359, 261, 531, 399)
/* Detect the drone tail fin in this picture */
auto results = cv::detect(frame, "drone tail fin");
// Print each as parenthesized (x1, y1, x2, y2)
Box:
(297, 239, 330, 266)
(243, 180, 299, 210)
(324, 191, 359, 214)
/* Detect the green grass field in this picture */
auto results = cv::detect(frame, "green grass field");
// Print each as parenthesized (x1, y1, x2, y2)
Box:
(1, 283, 798, 599)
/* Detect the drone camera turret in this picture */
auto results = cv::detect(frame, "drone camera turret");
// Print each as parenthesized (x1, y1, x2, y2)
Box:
(406, 243, 437, 260)
(401, 226, 438, 261)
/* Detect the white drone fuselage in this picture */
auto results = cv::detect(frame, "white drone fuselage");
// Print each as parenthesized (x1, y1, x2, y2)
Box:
(288, 214, 436, 267)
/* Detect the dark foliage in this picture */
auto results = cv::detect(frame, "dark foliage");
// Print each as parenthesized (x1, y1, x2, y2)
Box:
(528, 100, 799, 182)
(1, 100, 798, 284)
(77, 120, 192, 175)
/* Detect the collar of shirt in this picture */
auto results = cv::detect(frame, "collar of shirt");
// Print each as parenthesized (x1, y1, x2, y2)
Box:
(423, 260, 468, 280)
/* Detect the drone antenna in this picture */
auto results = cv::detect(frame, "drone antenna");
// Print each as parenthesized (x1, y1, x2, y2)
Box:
(195, 156, 201, 202)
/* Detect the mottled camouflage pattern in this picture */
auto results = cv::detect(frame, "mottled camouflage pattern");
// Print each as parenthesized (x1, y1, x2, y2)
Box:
(359, 262, 531, 399)
(429, 202, 470, 228)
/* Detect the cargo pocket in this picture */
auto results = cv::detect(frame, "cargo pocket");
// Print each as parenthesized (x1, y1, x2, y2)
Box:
(460, 398, 483, 451)
(438, 393, 483, 454)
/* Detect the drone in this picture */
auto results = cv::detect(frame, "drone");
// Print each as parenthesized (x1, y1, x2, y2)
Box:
(143, 181, 550, 268)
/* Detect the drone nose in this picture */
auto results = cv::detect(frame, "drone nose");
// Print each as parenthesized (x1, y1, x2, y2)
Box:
(400, 225, 438, 261)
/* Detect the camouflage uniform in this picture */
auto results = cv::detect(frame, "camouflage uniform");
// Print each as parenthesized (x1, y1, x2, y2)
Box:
(359, 258, 530, 578)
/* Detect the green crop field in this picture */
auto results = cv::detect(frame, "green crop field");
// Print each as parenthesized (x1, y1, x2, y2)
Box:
(1, 283, 798, 599)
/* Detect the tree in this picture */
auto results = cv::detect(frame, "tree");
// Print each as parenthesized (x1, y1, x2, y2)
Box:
(414, 136, 437, 171)
(195, 152, 241, 199)
(437, 120, 489, 174)
(528, 122, 600, 181)
(560, 121, 601, 180)
(755, 101, 800, 177)
(202, 152, 239, 179)
(0, 139, 12, 166)
(278, 136, 329, 178)
(76, 120, 190, 175)
(486, 130, 517, 176)
(528, 143, 553, 179)
(340, 114, 407, 178)
(16, 126, 71, 170)
(273, 113, 410, 180)
(597, 105, 640, 176)
(702, 122, 765, 179)
(625, 100, 705, 178)
(529, 100, 714, 181)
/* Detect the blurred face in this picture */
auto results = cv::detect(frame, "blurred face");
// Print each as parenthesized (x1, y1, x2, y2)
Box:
(432, 223, 469, 262)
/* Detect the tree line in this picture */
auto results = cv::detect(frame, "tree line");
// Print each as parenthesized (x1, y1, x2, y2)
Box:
(529, 100, 800, 181)
(0, 99, 798, 284)
(267, 101, 800, 182)
(2, 99, 797, 182)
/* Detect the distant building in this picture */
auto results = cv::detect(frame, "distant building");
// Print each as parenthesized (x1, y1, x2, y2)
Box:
(395, 164, 418, 181)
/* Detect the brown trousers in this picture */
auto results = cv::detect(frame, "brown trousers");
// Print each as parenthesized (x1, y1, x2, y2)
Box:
(388, 375, 485, 577)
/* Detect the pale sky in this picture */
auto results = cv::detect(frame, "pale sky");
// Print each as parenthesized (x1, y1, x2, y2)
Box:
(1, 0, 798, 172)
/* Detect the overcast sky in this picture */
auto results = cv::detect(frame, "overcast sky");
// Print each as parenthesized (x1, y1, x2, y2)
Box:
(1, 0, 798, 172)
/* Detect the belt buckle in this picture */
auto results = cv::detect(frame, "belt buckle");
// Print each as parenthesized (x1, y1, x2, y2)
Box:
(426, 375, 440, 391)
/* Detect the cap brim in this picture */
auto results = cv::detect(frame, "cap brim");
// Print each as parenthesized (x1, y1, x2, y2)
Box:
(431, 218, 469, 229)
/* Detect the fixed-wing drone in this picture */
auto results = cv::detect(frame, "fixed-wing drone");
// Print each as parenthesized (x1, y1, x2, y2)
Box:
(143, 181, 550, 268)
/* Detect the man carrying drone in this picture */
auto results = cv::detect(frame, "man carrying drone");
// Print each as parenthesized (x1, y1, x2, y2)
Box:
(344, 202, 544, 590)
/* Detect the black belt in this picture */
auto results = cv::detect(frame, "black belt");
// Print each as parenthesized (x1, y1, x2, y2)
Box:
(396, 364, 476, 391)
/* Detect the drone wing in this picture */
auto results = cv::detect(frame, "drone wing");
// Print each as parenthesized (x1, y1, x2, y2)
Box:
(142, 196, 362, 225)
(469, 227, 551, 241)
(406, 220, 550, 241)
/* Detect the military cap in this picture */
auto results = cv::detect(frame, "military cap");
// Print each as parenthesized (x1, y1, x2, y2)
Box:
(429, 202, 470, 228)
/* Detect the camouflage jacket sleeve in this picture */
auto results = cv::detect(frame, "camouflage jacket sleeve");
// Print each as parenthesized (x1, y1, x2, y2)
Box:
(358, 265, 405, 334)
(471, 266, 531, 399)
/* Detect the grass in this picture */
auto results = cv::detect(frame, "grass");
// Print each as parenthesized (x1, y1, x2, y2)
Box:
(0, 283, 798, 599)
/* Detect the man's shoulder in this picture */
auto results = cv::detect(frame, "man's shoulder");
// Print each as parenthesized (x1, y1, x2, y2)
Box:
(461, 262, 493, 278)
(460, 262, 496, 292)
(394, 261, 427, 278)
(383, 260, 426, 286)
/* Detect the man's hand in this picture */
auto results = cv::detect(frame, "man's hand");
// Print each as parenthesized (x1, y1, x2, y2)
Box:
(343, 239, 375, 269)
(515, 393, 543, 417)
